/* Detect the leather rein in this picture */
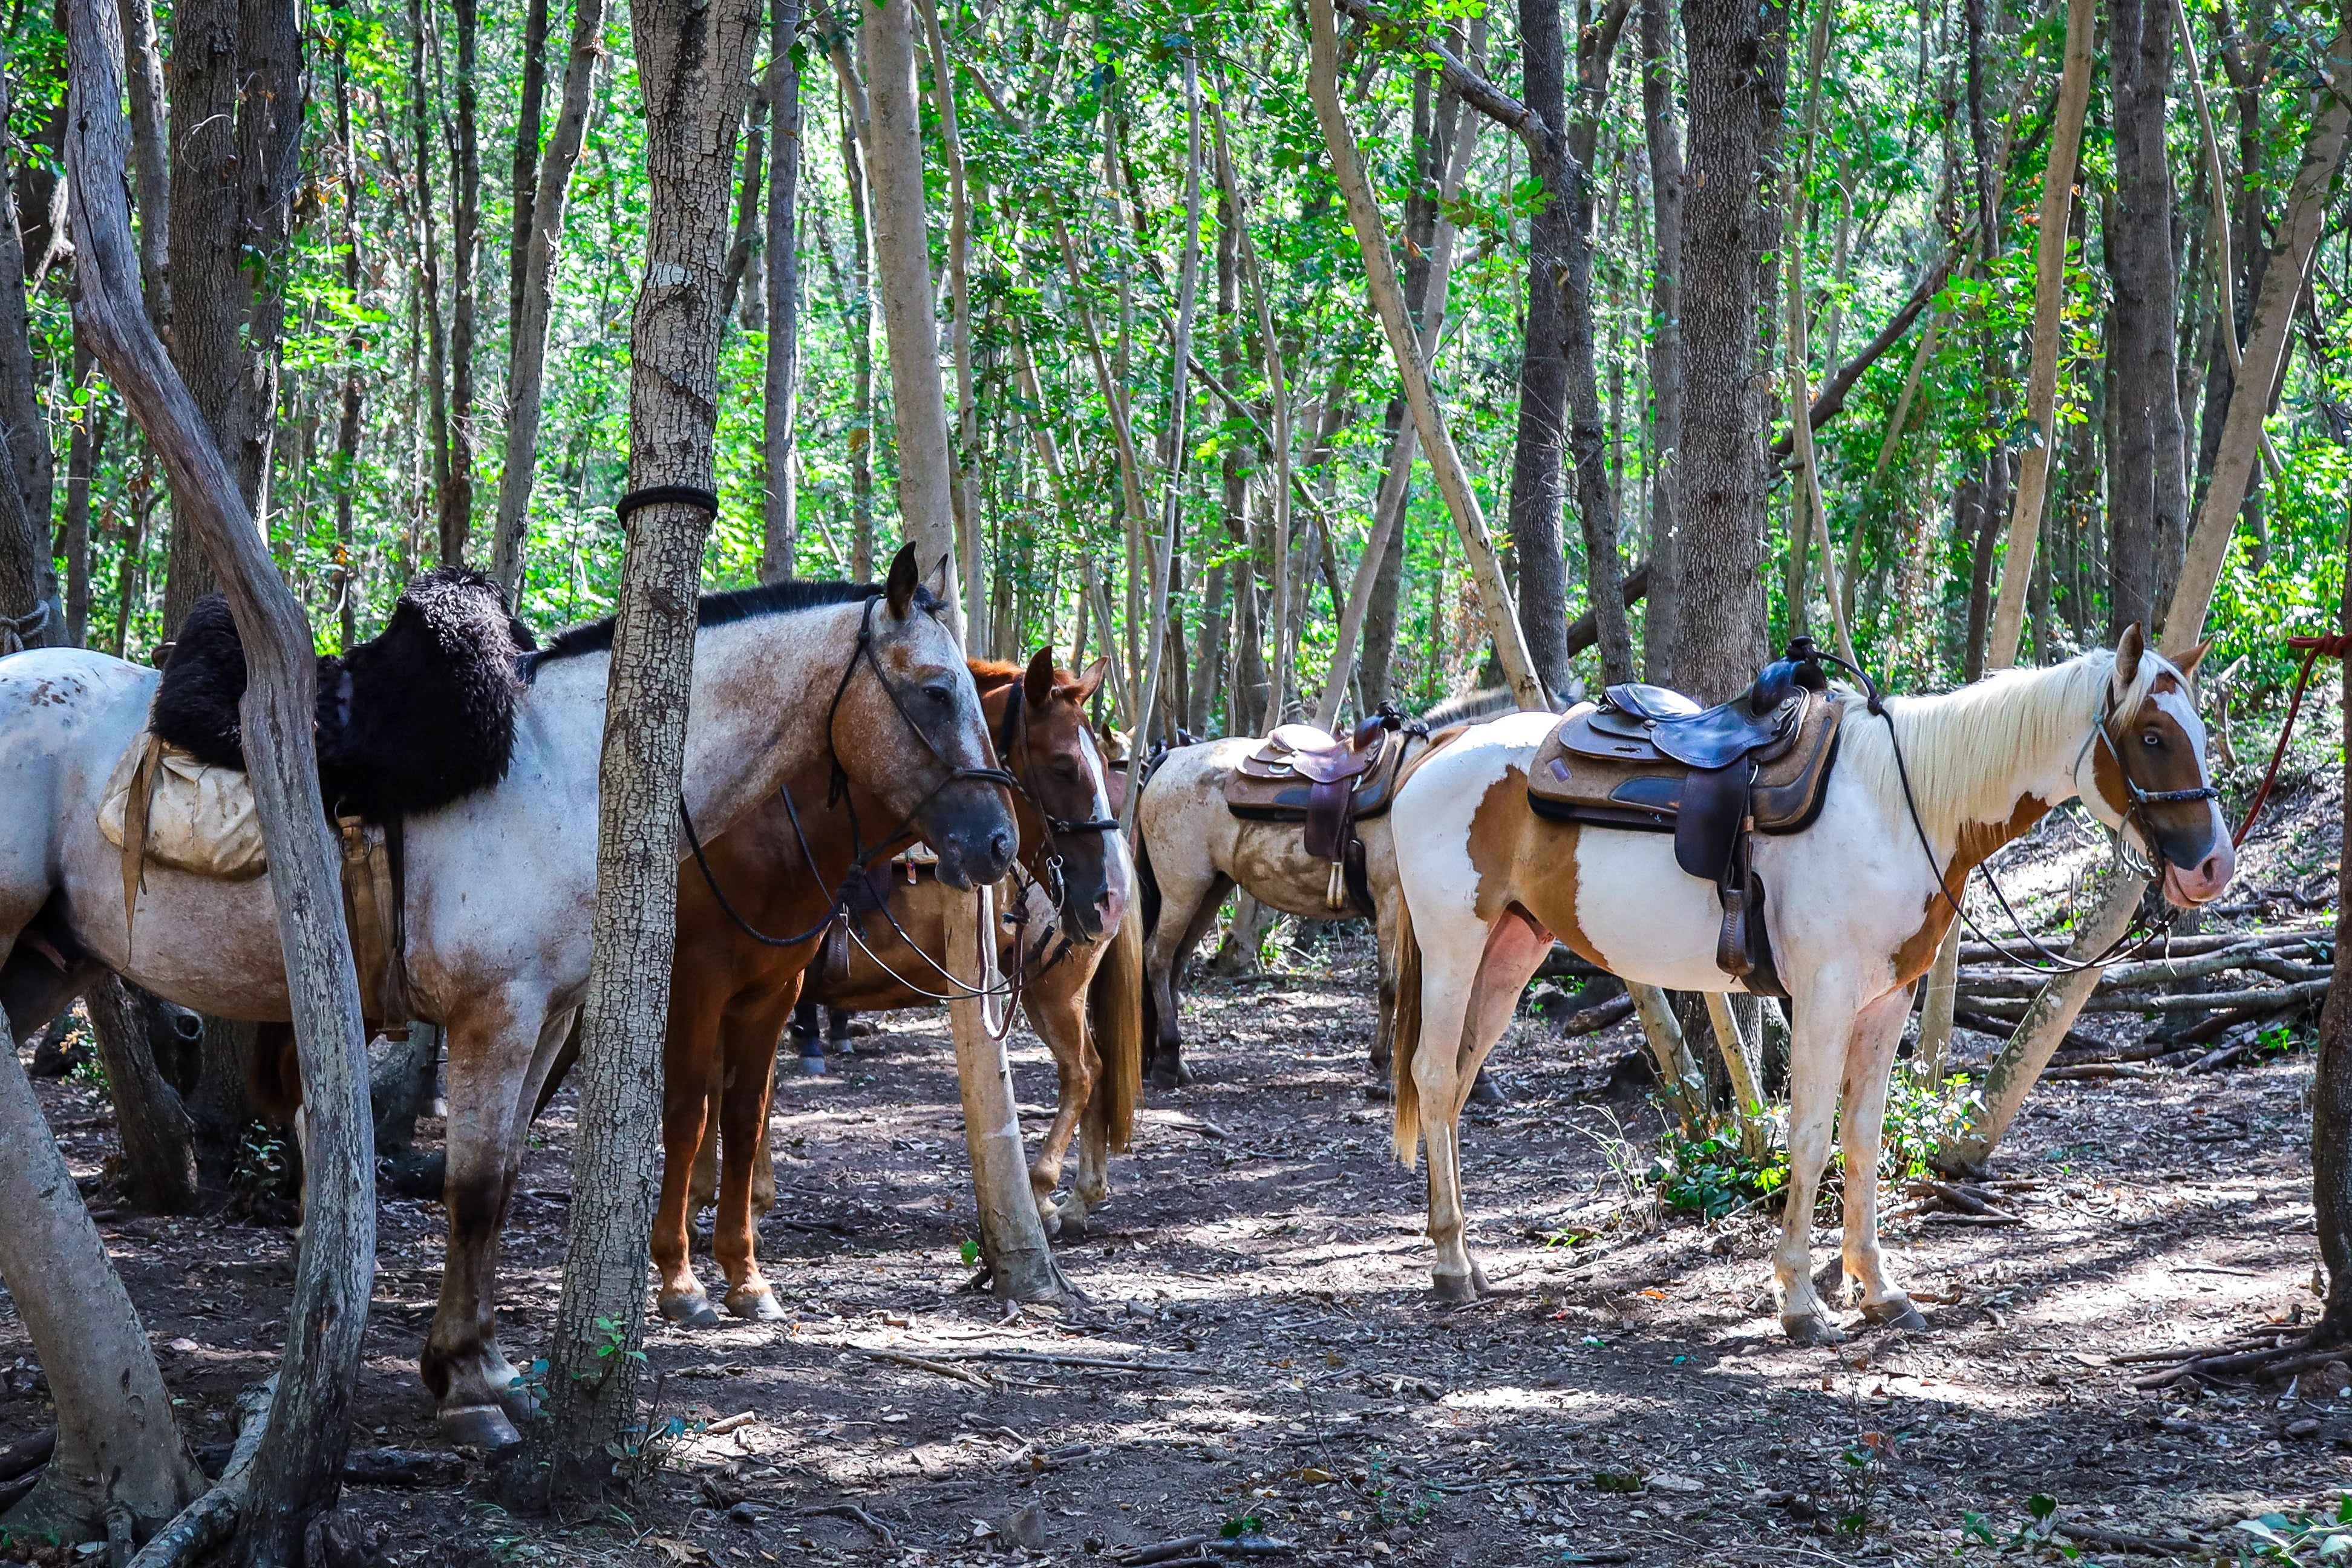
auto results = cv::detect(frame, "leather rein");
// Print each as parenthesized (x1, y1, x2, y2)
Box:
(1837, 648, 2215, 975)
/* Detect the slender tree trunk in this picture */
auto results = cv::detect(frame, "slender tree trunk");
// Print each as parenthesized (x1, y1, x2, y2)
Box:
(718, 82, 769, 324)
(2108, 0, 2188, 632)
(2310, 566, 2352, 1340)
(82, 977, 202, 1214)
(490, 0, 610, 601)
(408, 0, 452, 573)
(526, 0, 761, 1503)
(333, 31, 365, 650)
(1563, 0, 1636, 685)
(915, 0, 981, 644)
(0, 75, 56, 648)
(826, 28, 877, 578)
(60, 349, 102, 648)
(70, 0, 377, 1550)
(1506, 0, 1575, 694)
(1671, 0, 1775, 702)
(508, 0, 551, 333)
(443, 0, 482, 566)
(762, 0, 803, 583)
(1641, 0, 1685, 682)
(119, 0, 172, 328)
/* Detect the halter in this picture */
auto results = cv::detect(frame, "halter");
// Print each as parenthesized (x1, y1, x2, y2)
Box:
(678, 592, 1018, 955)
(1835, 648, 2215, 976)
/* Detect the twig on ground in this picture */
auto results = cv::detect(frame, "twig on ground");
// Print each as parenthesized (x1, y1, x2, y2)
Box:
(797, 1504, 898, 1548)
(866, 1350, 998, 1389)
(2050, 1514, 2209, 1554)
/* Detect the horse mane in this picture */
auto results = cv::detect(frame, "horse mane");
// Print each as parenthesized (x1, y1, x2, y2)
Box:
(1417, 684, 1549, 728)
(1837, 647, 2163, 840)
(521, 578, 918, 679)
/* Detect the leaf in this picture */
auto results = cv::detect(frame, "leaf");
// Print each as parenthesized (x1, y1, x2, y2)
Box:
(2029, 1494, 2059, 1522)
(644, 1535, 711, 1564)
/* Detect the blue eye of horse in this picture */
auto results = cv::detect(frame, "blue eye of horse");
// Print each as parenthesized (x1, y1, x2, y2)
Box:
(2142, 731, 2162, 746)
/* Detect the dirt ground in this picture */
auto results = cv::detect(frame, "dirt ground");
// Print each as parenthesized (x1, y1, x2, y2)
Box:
(5, 779, 2352, 1568)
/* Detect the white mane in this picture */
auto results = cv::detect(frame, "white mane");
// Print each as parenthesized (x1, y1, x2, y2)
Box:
(1835, 647, 2167, 840)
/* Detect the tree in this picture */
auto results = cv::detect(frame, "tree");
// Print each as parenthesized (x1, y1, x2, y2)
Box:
(526, 0, 763, 1499)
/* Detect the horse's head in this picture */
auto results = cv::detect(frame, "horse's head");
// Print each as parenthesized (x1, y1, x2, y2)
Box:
(990, 648, 1128, 942)
(831, 546, 1018, 890)
(2084, 624, 2234, 909)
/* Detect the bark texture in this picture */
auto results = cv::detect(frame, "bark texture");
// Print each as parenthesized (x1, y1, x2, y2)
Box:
(1505, 0, 1574, 694)
(762, 0, 803, 581)
(527, 0, 760, 1500)
(1639, 0, 1684, 681)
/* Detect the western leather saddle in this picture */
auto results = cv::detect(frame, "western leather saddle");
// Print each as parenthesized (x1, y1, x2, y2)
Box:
(1223, 706, 1417, 915)
(1525, 638, 1846, 996)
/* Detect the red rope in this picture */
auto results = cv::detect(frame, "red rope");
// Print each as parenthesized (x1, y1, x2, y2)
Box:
(2233, 633, 2352, 848)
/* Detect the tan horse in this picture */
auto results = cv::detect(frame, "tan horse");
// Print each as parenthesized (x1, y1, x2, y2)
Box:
(1131, 690, 1520, 1091)
(1386, 629, 2232, 1339)
(656, 653, 1139, 1325)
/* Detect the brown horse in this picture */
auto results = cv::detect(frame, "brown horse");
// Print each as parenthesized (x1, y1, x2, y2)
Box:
(655, 651, 1138, 1325)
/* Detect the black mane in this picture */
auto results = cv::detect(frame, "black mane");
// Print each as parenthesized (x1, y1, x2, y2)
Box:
(522, 578, 923, 679)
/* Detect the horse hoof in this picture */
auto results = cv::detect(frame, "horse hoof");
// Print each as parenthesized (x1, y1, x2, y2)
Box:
(1861, 1297, 1929, 1331)
(1053, 1206, 1091, 1241)
(438, 1403, 521, 1451)
(1148, 1067, 1182, 1093)
(661, 1292, 723, 1330)
(1781, 1312, 1849, 1346)
(798, 1054, 826, 1077)
(1362, 1079, 1393, 1104)
(1430, 1272, 1479, 1304)
(727, 1289, 788, 1322)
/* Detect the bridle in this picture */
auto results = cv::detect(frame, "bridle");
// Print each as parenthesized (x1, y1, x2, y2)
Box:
(990, 678, 1119, 934)
(1838, 647, 2217, 975)
(677, 592, 1016, 956)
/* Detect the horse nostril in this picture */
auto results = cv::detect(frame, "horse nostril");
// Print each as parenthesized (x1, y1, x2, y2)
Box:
(991, 829, 1013, 864)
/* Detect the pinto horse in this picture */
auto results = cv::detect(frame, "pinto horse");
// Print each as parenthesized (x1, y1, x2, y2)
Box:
(1386, 628, 2232, 1340)
(1131, 689, 1520, 1092)
(655, 650, 1139, 1325)
(0, 547, 1015, 1446)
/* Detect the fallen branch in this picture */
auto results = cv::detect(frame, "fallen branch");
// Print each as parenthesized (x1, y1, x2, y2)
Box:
(703, 1410, 759, 1436)
(1956, 979, 2328, 1016)
(1951, 1010, 2102, 1055)
(798, 1503, 898, 1548)
(950, 1350, 1214, 1374)
(0, 1426, 54, 1483)
(2040, 1062, 2169, 1081)
(865, 1349, 998, 1389)
(2050, 1515, 2209, 1555)
(1558, 993, 1636, 1037)
(1120, 1537, 1210, 1566)
(1959, 927, 2325, 964)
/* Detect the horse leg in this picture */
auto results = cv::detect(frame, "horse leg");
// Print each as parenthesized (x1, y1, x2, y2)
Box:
(653, 979, 729, 1329)
(1414, 907, 1551, 1301)
(1838, 988, 1929, 1330)
(1143, 869, 1229, 1089)
(1772, 977, 1867, 1345)
(422, 999, 547, 1448)
(1022, 972, 1094, 1238)
(687, 1059, 725, 1221)
(714, 990, 793, 1321)
(789, 998, 823, 1074)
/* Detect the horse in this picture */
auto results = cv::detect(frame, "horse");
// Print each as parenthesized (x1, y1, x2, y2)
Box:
(1384, 627, 2233, 1341)
(1131, 688, 1521, 1092)
(0, 546, 1016, 1446)
(655, 651, 1140, 1327)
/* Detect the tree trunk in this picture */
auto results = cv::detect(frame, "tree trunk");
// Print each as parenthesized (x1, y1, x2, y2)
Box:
(440, 0, 481, 566)
(2311, 571, 2352, 1340)
(0, 1002, 201, 1541)
(1310, 0, 1548, 711)
(508, 0, 551, 335)
(761, 0, 803, 583)
(120, 0, 172, 327)
(1506, 0, 1575, 695)
(1562, 0, 1635, 687)
(825, 27, 877, 578)
(61, 348, 102, 648)
(0, 71, 55, 650)
(1640, 0, 1685, 682)
(490, 0, 610, 601)
(1671, 0, 1774, 703)
(408, 0, 453, 574)
(526, 0, 760, 1504)
(718, 82, 769, 326)
(333, 29, 365, 650)
(69, 0, 379, 1552)
(915, 0, 982, 644)
(81, 976, 201, 1214)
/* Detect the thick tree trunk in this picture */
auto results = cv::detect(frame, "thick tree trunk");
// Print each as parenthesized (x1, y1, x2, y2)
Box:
(1671, 0, 1775, 702)
(2312, 575, 2352, 1339)
(120, 0, 171, 327)
(69, 0, 378, 1553)
(915, 0, 982, 643)
(761, 0, 803, 582)
(1640, 0, 1685, 682)
(0, 1002, 201, 1541)
(1506, 0, 1575, 694)
(490, 0, 612, 600)
(508, 0, 550, 333)
(526, 0, 761, 1504)
(81, 976, 202, 1214)
(1563, 0, 1635, 686)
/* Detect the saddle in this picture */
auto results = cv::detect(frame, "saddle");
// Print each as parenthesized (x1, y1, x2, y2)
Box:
(1223, 707, 1416, 915)
(1526, 639, 1846, 996)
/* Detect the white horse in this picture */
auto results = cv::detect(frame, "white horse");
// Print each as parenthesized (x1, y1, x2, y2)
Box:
(1385, 628, 2232, 1341)
(0, 548, 1015, 1445)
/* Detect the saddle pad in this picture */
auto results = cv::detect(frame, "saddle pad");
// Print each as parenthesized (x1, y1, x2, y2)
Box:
(1557, 690, 1809, 771)
(1527, 697, 1845, 835)
(99, 733, 269, 881)
(1225, 728, 1405, 823)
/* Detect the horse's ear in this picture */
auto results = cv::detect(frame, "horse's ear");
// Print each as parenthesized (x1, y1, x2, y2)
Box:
(2163, 636, 2215, 681)
(1073, 656, 1109, 705)
(2114, 622, 2146, 690)
(1024, 646, 1057, 708)
(924, 554, 953, 604)
(885, 543, 919, 619)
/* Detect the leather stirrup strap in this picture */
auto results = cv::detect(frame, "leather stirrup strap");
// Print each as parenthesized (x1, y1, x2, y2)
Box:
(121, 733, 164, 952)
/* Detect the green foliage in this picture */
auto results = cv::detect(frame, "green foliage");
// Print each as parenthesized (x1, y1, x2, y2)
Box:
(1651, 1128, 1788, 1221)
(1883, 1070, 1981, 1182)
(2235, 1495, 2352, 1564)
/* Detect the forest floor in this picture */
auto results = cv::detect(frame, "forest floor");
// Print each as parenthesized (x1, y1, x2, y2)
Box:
(5, 773, 2352, 1568)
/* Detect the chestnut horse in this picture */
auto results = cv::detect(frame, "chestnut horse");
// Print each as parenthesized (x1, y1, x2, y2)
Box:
(0, 549, 1016, 1446)
(1387, 629, 2232, 1339)
(654, 651, 1138, 1325)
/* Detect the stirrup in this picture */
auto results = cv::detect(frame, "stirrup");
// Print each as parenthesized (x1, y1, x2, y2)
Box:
(1325, 860, 1348, 911)
(1714, 883, 1754, 978)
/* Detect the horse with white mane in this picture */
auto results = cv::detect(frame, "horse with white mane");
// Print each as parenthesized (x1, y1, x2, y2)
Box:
(0, 546, 1016, 1446)
(1386, 627, 2233, 1341)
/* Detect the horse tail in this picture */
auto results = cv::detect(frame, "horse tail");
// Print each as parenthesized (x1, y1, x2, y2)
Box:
(1390, 892, 1426, 1171)
(1134, 823, 1163, 1053)
(1090, 900, 1146, 1152)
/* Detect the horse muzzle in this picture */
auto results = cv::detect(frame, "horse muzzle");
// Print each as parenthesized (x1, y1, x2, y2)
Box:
(2160, 835, 2236, 909)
